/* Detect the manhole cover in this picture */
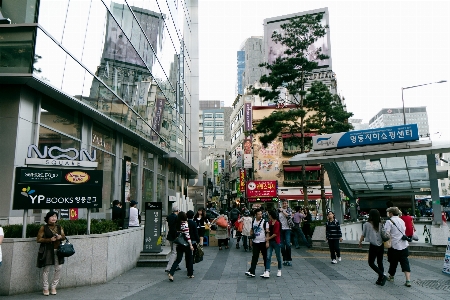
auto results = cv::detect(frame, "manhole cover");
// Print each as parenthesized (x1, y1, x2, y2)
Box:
(413, 279, 450, 291)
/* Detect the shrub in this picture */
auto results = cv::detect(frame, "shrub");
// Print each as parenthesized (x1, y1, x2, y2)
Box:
(2, 219, 119, 238)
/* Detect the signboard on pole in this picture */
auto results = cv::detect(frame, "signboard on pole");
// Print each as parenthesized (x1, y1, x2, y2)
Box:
(443, 237, 450, 275)
(312, 124, 419, 150)
(13, 168, 103, 209)
(239, 169, 246, 192)
(144, 202, 163, 253)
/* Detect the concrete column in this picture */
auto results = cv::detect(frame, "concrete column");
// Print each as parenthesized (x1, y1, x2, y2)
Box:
(114, 134, 123, 202)
(427, 154, 442, 225)
(137, 144, 143, 207)
(324, 164, 344, 223)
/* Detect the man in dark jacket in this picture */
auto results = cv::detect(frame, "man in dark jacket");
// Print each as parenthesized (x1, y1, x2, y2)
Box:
(112, 200, 124, 227)
(165, 206, 180, 273)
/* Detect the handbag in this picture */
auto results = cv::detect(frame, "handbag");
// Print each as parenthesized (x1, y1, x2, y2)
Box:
(194, 246, 204, 263)
(389, 219, 412, 242)
(204, 222, 210, 230)
(57, 237, 75, 257)
(383, 238, 392, 249)
(380, 224, 391, 242)
(216, 216, 228, 228)
(173, 232, 189, 247)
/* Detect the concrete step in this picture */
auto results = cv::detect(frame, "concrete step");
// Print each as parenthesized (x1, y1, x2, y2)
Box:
(137, 259, 169, 268)
(311, 241, 446, 257)
(137, 246, 171, 267)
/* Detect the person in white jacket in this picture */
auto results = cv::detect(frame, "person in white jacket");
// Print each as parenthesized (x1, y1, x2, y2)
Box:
(129, 200, 140, 227)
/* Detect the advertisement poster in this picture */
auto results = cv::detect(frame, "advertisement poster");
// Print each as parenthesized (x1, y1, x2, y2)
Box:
(144, 202, 163, 253)
(443, 237, 450, 275)
(14, 168, 103, 209)
(246, 180, 277, 198)
(236, 145, 243, 168)
(254, 141, 281, 179)
(243, 139, 253, 168)
(214, 161, 219, 175)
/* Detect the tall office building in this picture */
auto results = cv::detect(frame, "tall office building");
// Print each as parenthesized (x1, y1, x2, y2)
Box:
(0, 0, 199, 222)
(236, 51, 245, 95)
(369, 107, 430, 137)
(237, 37, 264, 94)
(198, 101, 232, 148)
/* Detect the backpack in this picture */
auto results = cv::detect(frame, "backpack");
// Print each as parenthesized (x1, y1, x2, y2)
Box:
(251, 218, 267, 239)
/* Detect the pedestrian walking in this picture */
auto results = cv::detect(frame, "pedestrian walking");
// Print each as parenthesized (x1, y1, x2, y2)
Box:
(385, 207, 412, 287)
(245, 209, 269, 277)
(239, 210, 253, 251)
(211, 210, 229, 250)
(292, 207, 312, 249)
(261, 210, 282, 278)
(358, 209, 387, 285)
(36, 211, 66, 296)
(168, 212, 194, 281)
(165, 206, 181, 273)
(325, 211, 343, 264)
(278, 200, 293, 266)
(302, 207, 312, 240)
(187, 210, 200, 267)
(128, 200, 140, 227)
(194, 208, 209, 247)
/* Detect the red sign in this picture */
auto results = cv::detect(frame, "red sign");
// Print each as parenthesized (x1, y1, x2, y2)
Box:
(239, 169, 246, 192)
(246, 180, 277, 198)
(248, 198, 275, 202)
(70, 208, 78, 220)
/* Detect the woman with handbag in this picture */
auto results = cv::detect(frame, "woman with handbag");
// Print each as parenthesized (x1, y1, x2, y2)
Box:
(239, 210, 253, 251)
(211, 210, 229, 250)
(36, 211, 66, 296)
(168, 211, 194, 281)
(358, 209, 387, 286)
(195, 208, 210, 247)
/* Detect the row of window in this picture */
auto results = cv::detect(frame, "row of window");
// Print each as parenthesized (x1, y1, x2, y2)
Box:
(203, 113, 224, 119)
(203, 121, 224, 127)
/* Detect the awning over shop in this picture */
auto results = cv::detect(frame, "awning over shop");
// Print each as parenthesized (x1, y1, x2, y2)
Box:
(283, 166, 321, 172)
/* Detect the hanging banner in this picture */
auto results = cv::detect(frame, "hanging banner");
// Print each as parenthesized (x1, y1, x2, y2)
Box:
(151, 93, 166, 141)
(243, 139, 253, 168)
(236, 145, 243, 168)
(443, 237, 450, 275)
(239, 169, 246, 192)
(214, 161, 219, 175)
(244, 102, 252, 133)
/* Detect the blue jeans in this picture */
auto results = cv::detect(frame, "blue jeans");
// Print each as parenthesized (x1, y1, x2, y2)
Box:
(266, 240, 282, 271)
(293, 224, 310, 248)
(280, 229, 292, 261)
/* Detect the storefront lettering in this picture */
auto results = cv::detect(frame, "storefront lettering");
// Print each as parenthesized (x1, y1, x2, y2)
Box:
(27, 145, 96, 161)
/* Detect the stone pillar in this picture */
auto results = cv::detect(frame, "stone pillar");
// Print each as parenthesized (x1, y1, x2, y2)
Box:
(324, 164, 344, 223)
(427, 154, 442, 225)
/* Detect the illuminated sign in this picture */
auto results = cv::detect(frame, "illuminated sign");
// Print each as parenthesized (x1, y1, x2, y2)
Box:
(65, 171, 90, 184)
(239, 169, 246, 192)
(26, 144, 98, 167)
(246, 180, 277, 198)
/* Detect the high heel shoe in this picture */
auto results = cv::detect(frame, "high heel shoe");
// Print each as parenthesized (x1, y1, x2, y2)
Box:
(168, 274, 174, 282)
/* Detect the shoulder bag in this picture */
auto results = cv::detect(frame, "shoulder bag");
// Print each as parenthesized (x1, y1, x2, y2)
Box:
(173, 232, 189, 247)
(216, 216, 228, 228)
(380, 223, 391, 242)
(57, 237, 75, 257)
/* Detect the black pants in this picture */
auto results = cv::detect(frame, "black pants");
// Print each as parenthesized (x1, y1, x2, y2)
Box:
(218, 238, 228, 247)
(169, 244, 193, 276)
(328, 239, 340, 260)
(248, 242, 267, 275)
(368, 243, 384, 278)
(388, 248, 410, 276)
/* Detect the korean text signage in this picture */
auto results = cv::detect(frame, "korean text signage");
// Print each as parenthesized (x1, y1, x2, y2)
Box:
(13, 168, 103, 209)
(312, 124, 419, 150)
(236, 146, 243, 168)
(243, 139, 252, 168)
(246, 180, 277, 198)
(443, 237, 450, 275)
(144, 202, 162, 253)
(214, 161, 219, 175)
(26, 144, 98, 167)
(244, 103, 252, 133)
(151, 94, 165, 141)
(239, 169, 246, 192)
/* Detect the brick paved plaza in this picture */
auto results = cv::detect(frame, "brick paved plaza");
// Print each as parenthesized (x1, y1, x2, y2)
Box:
(4, 240, 450, 300)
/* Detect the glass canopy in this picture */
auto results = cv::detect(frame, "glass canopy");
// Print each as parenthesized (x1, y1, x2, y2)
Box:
(336, 155, 429, 191)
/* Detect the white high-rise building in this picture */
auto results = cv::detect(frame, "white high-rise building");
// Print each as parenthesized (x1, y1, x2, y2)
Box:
(369, 107, 430, 137)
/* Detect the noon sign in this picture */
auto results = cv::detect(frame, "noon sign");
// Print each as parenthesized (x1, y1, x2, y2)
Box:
(13, 167, 103, 209)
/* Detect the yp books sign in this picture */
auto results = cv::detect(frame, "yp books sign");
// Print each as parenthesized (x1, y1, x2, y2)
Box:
(312, 124, 419, 150)
(13, 167, 103, 209)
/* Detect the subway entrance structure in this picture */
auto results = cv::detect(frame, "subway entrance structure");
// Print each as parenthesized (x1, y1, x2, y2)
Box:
(289, 124, 450, 245)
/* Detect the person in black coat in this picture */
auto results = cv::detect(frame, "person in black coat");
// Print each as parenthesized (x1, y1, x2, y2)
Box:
(165, 206, 181, 273)
(187, 210, 199, 270)
(112, 200, 124, 226)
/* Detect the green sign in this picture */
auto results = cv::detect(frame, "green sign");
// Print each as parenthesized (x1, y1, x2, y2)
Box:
(214, 161, 218, 175)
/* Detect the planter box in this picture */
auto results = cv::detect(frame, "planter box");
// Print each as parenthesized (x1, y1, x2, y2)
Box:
(0, 227, 144, 296)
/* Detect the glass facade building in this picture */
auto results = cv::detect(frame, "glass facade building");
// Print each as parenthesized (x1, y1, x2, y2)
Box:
(0, 0, 199, 222)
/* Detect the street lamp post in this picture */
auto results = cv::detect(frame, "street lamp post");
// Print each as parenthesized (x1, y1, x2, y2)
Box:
(401, 80, 447, 125)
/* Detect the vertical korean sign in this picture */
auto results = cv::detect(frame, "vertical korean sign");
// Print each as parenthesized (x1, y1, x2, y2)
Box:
(239, 169, 246, 192)
(214, 161, 218, 175)
(144, 202, 162, 253)
(243, 102, 253, 169)
(443, 237, 450, 275)
(151, 94, 166, 141)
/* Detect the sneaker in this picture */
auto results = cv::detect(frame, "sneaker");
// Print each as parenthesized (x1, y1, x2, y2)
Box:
(387, 275, 394, 282)
(261, 271, 270, 278)
(380, 275, 387, 286)
(405, 280, 411, 287)
(331, 259, 337, 264)
(337, 257, 341, 262)
(277, 270, 282, 277)
(282, 261, 287, 266)
(286, 261, 292, 266)
(245, 272, 255, 277)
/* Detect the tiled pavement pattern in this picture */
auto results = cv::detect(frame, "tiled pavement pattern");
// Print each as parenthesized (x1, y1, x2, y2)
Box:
(4, 240, 450, 300)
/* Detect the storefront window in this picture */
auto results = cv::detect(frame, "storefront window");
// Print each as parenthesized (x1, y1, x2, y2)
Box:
(40, 96, 81, 139)
(142, 149, 154, 169)
(92, 123, 115, 154)
(95, 149, 115, 210)
(123, 141, 139, 163)
(38, 126, 80, 156)
(142, 168, 154, 202)
(130, 163, 138, 202)
(157, 175, 165, 202)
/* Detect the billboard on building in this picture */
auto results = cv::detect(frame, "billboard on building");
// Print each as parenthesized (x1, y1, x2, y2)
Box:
(243, 139, 253, 168)
(264, 7, 331, 71)
(239, 169, 246, 192)
(254, 140, 282, 179)
(150, 92, 166, 141)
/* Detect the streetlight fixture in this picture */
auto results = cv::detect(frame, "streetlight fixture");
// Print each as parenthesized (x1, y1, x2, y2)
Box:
(401, 80, 447, 125)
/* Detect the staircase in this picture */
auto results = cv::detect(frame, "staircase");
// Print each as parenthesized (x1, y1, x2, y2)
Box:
(136, 246, 171, 267)
(312, 240, 446, 257)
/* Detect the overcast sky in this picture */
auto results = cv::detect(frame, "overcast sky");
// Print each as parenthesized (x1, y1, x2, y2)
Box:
(198, 0, 450, 137)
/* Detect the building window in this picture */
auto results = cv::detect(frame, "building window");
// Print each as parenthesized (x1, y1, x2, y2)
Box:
(215, 113, 224, 119)
(40, 96, 81, 139)
(204, 121, 213, 127)
(215, 121, 224, 126)
(204, 113, 213, 119)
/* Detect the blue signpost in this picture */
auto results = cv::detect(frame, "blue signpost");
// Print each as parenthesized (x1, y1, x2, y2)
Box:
(312, 124, 420, 150)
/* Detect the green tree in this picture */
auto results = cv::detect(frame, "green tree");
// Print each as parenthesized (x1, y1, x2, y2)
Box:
(250, 12, 329, 201)
(304, 80, 353, 217)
